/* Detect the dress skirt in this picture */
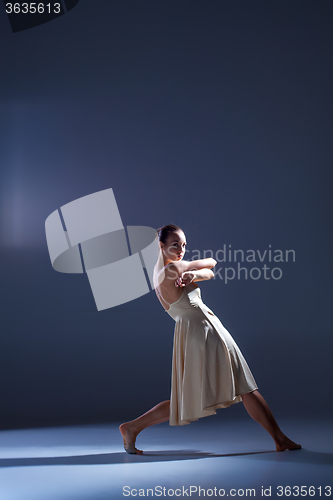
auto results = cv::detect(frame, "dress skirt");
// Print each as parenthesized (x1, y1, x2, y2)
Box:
(166, 283, 258, 426)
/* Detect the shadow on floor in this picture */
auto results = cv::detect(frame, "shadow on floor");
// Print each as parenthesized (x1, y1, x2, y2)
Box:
(1, 448, 328, 467)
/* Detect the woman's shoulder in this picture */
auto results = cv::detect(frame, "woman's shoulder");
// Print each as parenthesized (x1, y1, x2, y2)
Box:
(164, 260, 189, 274)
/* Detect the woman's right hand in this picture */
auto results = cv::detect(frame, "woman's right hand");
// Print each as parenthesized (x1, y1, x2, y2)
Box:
(175, 271, 196, 287)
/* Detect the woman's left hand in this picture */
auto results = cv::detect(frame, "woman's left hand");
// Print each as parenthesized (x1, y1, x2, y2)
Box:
(175, 271, 196, 287)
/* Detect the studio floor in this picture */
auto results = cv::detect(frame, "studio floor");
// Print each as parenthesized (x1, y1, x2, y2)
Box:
(0, 417, 332, 500)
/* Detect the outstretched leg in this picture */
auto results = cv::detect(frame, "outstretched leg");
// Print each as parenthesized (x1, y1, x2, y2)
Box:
(242, 390, 301, 451)
(119, 400, 170, 454)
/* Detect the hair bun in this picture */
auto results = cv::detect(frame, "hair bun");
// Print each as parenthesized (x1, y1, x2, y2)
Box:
(157, 224, 182, 243)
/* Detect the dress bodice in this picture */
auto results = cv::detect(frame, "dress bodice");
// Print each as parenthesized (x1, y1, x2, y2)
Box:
(166, 282, 216, 322)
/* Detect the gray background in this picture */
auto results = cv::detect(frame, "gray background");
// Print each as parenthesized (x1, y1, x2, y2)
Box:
(0, 0, 332, 429)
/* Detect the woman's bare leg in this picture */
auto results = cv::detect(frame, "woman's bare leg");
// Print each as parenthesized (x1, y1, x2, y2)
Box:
(119, 400, 170, 454)
(242, 390, 301, 451)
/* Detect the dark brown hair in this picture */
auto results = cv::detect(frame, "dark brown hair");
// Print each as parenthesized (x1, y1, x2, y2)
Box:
(156, 224, 183, 244)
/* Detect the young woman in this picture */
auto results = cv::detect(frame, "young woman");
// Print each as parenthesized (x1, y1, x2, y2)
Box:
(119, 224, 301, 454)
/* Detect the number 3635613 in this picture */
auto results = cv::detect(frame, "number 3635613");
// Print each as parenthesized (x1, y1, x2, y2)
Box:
(5, 3, 61, 14)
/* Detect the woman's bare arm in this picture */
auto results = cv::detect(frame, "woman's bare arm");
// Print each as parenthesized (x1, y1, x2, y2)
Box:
(166, 259, 217, 284)
(192, 268, 215, 282)
(167, 258, 216, 278)
(175, 268, 214, 287)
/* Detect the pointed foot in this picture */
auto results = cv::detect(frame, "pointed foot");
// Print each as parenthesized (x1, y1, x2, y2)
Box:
(276, 439, 302, 452)
(119, 422, 143, 454)
(124, 445, 143, 455)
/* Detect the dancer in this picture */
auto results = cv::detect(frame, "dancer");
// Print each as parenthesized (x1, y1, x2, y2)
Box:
(120, 224, 301, 454)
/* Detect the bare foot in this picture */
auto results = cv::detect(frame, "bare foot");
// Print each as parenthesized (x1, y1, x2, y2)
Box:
(119, 422, 143, 454)
(276, 435, 301, 452)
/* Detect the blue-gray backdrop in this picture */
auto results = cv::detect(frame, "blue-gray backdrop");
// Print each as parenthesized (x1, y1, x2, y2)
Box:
(0, 0, 332, 429)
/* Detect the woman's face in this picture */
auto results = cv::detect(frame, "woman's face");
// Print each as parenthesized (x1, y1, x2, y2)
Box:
(161, 230, 187, 263)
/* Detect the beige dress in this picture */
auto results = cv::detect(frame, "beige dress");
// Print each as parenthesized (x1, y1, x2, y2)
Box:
(166, 282, 258, 426)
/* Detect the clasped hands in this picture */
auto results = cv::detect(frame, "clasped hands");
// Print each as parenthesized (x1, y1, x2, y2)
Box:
(175, 271, 196, 287)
